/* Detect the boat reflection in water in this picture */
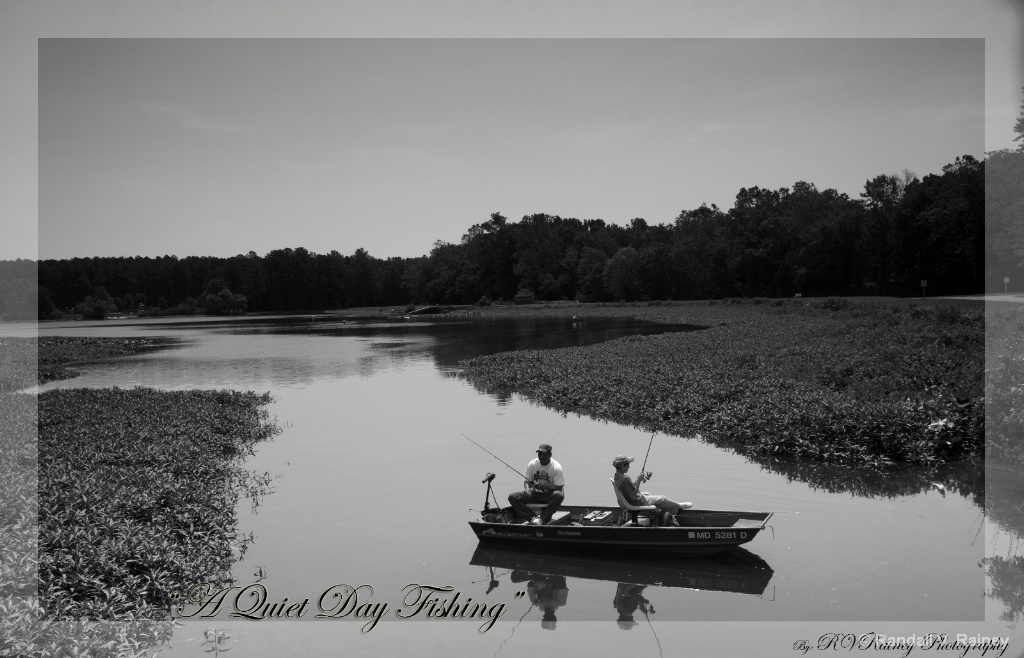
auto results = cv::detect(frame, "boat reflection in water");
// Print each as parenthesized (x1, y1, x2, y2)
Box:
(470, 544, 774, 626)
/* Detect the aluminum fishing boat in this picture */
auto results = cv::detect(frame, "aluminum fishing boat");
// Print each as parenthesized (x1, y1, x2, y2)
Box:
(470, 473, 773, 556)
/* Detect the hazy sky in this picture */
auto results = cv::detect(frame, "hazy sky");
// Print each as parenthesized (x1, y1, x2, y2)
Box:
(4, 2, 1021, 261)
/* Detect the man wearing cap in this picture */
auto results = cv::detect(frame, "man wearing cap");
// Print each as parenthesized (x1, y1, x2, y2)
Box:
(508, 443, 565, 524)
(612, 455, 691, 526)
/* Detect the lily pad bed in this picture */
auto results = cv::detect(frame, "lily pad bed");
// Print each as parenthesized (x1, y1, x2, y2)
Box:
(37, 387, 278, 620)
(2, 390, 181, 656)
(458, 299, 984, 466)
(0, 337, 277, 657)
(0, 391, 40, 657)
(0, 336, 168, 392)
(38, 337, 165, 387)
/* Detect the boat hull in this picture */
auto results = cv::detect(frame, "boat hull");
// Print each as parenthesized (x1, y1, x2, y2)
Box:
(469, 506, 772, 556)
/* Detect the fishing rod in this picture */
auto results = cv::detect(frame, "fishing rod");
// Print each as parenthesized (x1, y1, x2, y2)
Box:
(640, 432, 655, 479)
(461, 434, 527, 480)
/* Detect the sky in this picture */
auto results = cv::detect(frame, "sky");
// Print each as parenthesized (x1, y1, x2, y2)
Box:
(2, 1, 1021, 262)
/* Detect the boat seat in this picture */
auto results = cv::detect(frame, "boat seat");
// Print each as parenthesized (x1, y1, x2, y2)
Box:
(524, 503, 548, 521)
(611, 478, 659, 526)
(521, 504, 570, 525)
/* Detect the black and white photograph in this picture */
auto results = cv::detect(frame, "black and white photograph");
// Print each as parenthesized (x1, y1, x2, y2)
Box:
(1, 2, 1023, 657)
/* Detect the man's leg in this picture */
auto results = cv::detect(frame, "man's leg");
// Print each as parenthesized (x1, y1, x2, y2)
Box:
(539, 490, 565, 524)
(508, 490, 537, 521)
(645, 494, 691, 516)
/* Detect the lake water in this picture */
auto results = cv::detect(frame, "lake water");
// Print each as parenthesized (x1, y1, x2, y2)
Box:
(19, 314, 1024, 657)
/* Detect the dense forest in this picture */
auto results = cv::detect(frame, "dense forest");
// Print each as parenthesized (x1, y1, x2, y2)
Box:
(2, 104, 1023, 321)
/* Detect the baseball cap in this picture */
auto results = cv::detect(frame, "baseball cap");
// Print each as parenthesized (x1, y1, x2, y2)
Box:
(537, 443, 553, 454)
(612, 455, 635, 467)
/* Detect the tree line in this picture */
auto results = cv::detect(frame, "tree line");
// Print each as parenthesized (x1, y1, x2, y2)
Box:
(1, 138, 1020, 321)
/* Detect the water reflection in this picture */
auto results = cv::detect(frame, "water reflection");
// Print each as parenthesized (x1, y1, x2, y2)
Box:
(613, 583, 653, 630)
(753, 453, 984, 502)
(470, 544, 774, 624)
(985, 464, 1024, 622)
(161, 315, 705, 370)
(510, 572, 568, 630)
(987, 555, 1024, 623)
(988, 464, 1024, 538)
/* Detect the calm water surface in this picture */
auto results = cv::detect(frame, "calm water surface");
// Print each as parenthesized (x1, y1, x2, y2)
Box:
(23, 315, 1021, 656)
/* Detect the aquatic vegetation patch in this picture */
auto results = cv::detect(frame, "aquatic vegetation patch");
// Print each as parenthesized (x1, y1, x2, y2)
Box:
(0, 392, 167, 657)
(0, 392, 40, 655)
(37, 387, 278, 621)
(459, 301, 984, 466)
(0, 337, 166, 392)
(987, 307, 1024, 466)
(38, 337, 162, 386)
(0, 337, 37, 392)
(2, 337, 275, 656)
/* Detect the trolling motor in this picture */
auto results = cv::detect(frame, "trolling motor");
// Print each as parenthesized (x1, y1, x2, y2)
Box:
(482, 472, 497, 512)
(480, 472, 511, 523)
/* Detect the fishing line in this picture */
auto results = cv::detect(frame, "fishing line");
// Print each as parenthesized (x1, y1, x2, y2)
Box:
(471, 569, 512, 585)
(642, 603, 664, 658)
(461, 434, 527, 480)
(493, 596, 534, 658)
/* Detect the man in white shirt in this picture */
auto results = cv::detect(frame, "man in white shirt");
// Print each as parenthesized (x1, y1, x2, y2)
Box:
(508, 443, 565, 524)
